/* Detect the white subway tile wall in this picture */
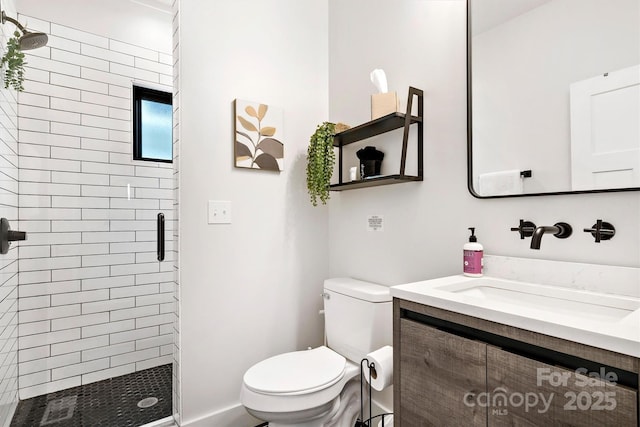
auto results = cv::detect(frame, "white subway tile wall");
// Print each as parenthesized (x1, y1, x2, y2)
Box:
(17, 15, 176, 400)
(0, 1, 20, 423)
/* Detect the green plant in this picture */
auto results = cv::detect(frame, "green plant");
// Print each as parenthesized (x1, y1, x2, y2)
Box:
(306, 122, 336, 206)
(1, 31, 26, 92)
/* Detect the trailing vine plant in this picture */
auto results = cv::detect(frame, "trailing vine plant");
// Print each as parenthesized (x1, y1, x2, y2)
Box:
(306, 122, 336, 206)
(1, 31, 26, 92)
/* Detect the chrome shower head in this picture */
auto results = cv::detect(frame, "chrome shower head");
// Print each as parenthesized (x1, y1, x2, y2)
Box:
(18, 31, 48, 50)
(1, 10, 48, 50)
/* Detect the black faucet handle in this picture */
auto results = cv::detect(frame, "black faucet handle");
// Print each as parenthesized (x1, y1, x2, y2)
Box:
(0, 218, 27, 255)
(583, 220, 615, 243)
(510, 220, 536, 239)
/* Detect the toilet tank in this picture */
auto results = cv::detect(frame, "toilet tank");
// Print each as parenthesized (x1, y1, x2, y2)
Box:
(323, 278, 392, 364)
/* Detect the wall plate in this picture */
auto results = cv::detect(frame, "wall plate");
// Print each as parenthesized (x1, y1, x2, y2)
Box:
(208, 200, 232, 224)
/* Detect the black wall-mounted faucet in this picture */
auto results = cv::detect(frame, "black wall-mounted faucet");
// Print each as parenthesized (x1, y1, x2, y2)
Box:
(584, 220, 615, 243)
(530, 222, 572, 250)
(510, 219, 536, 239)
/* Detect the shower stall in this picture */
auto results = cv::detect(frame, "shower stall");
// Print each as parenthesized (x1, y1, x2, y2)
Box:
(0, 1, 179, 425)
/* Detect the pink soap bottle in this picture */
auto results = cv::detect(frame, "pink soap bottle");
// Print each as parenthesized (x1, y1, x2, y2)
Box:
(463, 227, 483, 277)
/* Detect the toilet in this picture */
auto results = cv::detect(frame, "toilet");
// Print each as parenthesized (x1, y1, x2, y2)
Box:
(240, 278, 392, 426)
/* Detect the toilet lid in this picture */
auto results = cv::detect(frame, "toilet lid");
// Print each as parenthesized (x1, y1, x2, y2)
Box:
(243, 346, 346, 394)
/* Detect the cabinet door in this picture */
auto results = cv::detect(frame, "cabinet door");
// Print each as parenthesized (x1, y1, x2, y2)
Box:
(487, 346, 638, 426)
(398, 319, 487, 426)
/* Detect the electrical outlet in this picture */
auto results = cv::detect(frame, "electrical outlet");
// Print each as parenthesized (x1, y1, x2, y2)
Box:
(208, 200, 232, 224)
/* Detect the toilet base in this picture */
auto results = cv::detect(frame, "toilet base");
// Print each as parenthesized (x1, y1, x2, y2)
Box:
(249, 400, 335, 426)
(265, 379, 360, 427)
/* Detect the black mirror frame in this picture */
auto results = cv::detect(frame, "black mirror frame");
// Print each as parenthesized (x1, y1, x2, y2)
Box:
(466, 0, 640, 199)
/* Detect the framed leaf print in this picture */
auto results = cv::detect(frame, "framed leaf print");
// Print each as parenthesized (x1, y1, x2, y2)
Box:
(234, 99, 284, 171)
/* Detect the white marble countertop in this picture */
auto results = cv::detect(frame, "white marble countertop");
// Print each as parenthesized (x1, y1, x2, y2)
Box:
(391, 270, 640, 358)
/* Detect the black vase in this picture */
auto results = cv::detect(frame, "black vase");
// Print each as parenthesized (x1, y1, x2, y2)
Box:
(361, 159, 381, 177)
(356, 146, 384, 178)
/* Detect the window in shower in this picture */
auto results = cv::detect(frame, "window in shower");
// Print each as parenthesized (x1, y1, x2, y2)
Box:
(133, 85, 173, 162)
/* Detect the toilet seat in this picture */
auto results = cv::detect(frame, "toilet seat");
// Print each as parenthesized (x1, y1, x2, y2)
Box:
(243, 346, 346, 395)
(240, 347, 360, 416)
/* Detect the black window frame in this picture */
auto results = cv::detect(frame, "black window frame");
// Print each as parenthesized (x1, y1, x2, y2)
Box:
(133, 85, 173, 163)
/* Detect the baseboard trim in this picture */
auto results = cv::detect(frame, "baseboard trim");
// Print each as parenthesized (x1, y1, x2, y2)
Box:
(372, 399, 392, 415)
(181, 399, 389, 427)
(181, 403, 262, 427)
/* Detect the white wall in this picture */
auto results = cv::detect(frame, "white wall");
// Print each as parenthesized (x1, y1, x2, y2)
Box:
(177, 0, 330, 425)
(175, 1, 640, 425)
(328, 0, 640, 291)
(472, 0, 639, 193)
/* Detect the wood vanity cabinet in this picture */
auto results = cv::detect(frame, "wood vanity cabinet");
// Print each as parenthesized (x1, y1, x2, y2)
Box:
(487, 347, 637, 426)
(399, 318, 487, 425)
(394, 299, 640, 427)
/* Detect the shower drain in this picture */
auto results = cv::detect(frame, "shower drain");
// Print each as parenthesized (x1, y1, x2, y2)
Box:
(40, 395, 77, 426)
(137, 397, 159, 409)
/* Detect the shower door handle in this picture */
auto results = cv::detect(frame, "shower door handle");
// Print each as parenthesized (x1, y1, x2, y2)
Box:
(157, 213, 165, 261)
(0, 217, 26, 255)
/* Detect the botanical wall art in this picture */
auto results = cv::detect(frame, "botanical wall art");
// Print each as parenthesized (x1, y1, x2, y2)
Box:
(234, 99, 284, 171)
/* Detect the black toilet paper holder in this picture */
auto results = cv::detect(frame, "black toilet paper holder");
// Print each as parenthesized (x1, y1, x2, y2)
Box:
(357, 358, 393, 427)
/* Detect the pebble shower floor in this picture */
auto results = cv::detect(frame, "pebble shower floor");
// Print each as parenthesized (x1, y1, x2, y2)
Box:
(10, 364, 172, 427)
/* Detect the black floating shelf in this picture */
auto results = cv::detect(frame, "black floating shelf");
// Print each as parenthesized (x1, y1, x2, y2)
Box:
(333, 112, 422, 146)
(331, 87, 423, 192)
(329, 174, 423, 191)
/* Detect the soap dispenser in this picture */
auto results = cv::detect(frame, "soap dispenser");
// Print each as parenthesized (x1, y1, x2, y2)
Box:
(463, 227, 483, 277)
